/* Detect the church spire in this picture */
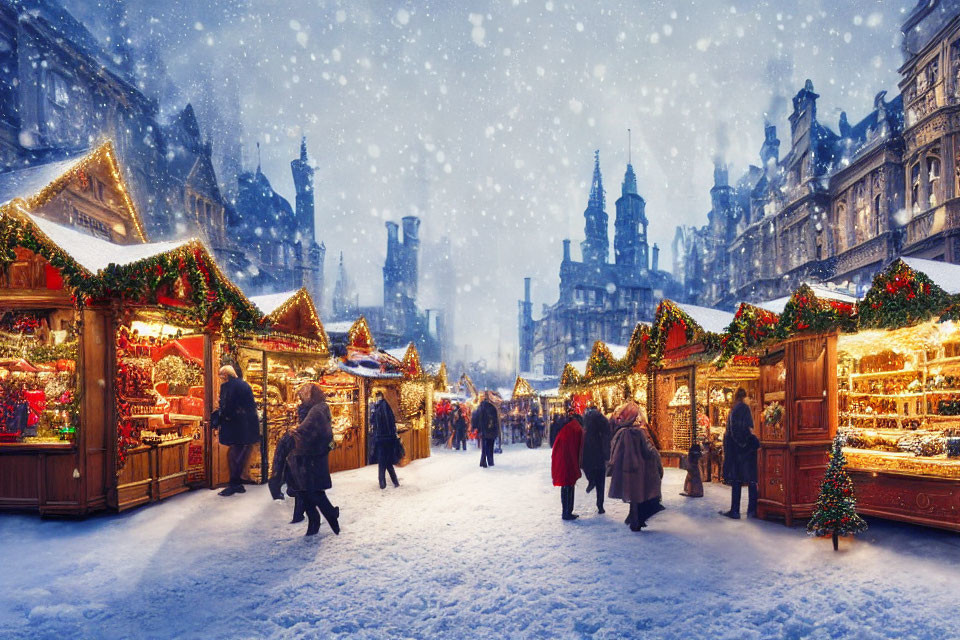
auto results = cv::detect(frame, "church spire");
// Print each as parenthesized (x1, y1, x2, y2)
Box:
(588, 149, 605, 211)
(300, 135, 308, 163)
(581, 150, 609, 264)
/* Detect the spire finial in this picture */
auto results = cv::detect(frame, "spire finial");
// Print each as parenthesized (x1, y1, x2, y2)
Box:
(300, 135, 308, 162)
(256, 142, 261, 173)
(627, 128, 631, 165)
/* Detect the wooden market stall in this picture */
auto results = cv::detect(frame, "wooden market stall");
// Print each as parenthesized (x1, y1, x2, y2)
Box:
(713, 287, 854, 524)
(0, 144, 260, 514)
(502, 375, 538, 443)
(648, 301, 748, 471)
(0, 144, 154, 516)
(329, 317, 420, 471)
(223, 288, 332, 485)
(558, 324, 652, 419)
(102, 239, 262, 510)
(830, 259, 960, 531)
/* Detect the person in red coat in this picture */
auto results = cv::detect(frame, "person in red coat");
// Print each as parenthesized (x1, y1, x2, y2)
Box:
(552, 411, 584, 520)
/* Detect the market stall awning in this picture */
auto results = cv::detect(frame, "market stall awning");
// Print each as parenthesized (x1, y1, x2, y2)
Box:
(249, 288, 329, 352)
(759, 284, 858, 315)
(0, 142, 148, 244)
(900, 257, 960, 295)
(650, 300, 730, 364)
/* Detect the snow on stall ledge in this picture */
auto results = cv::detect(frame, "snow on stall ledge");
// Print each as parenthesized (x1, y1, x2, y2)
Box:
(0, 446, 957, 639)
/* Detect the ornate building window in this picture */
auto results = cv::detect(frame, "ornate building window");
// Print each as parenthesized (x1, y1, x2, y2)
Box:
(911, 163, 921, 212)
(836, 203, 851, 252)
(927, 155, 941, 208)
(952, 39, 960, 101)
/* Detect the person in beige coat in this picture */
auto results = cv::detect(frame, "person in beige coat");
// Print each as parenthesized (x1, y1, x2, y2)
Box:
(607, 402, 664, 531)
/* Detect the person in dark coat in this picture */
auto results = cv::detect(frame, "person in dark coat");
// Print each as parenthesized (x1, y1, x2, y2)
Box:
(268, 431, 306, 523)
(475, 392, 501, 468)
(286, 383, 341, 536)
(720, 387, 760, 519)
(549, 414, 564, 447)
(268, 396, 318, 524)
(552, 413, 584, 520)
(216, 365, 261, 496)
(527, 406, 544, 448)
(453, 406, 468, 451)
(580, 407, 611, 514)
(371, 392, 400, 489)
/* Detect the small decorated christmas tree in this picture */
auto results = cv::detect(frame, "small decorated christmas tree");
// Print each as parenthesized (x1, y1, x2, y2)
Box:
(808, 435, 867, 550)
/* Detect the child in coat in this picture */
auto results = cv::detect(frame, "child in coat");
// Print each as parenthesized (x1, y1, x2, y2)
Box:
(679, 443, 704, 498)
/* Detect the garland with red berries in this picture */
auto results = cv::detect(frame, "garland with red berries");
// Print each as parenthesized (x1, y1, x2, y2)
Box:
(775, 284, 857, 339)
(649, 300, 724, 365)
(717, 303, 780, 368)
(857, 259, 951, 329)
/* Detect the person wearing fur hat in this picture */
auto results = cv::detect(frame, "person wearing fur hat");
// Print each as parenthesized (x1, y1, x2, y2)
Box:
(607, 402, 664, 531)
(551, 411, 584, 520)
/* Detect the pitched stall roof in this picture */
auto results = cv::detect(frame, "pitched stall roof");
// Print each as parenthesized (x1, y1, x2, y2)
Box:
(250, 288, 329, 351)
(0, 142, 148, 244)
(900, 257, 960, 296)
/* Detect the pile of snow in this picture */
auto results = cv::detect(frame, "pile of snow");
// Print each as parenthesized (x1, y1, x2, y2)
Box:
(1, 447, 958, 638)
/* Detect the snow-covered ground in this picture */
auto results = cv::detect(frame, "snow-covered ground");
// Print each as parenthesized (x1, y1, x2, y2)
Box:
(2, 444, 959, 640)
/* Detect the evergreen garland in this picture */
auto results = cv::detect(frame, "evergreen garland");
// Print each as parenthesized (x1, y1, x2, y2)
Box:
(858, 259, 951, 329)
(775, 284, 857, 339)
(807, 435, 868, 550)
(717, 303, 780, 368)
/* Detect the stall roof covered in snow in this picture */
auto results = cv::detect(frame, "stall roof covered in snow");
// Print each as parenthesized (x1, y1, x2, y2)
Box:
(0, 152, 89, 208)
(758, 284, 859, 315)
(675, 303, 735, 334)
(249, 290, 301, 316)
(324, 321, 354, 335)
(606, 344, 628, 360)
(901, 257, 960, 296)
(19, 212, 187, 274)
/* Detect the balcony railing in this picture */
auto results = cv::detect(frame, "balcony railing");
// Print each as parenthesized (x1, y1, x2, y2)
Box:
(904, 199, 960, 247)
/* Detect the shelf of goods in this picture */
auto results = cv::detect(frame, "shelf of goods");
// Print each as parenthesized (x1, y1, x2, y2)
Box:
(0, 307, 89, 514)
(113, 323, 208, 511)
(836, 323, 960, 530)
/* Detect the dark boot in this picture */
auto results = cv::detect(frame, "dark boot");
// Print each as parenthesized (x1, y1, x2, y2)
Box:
(291, 496, 305, 524)
(305, 502, 321, 536)
(596, 475, 605, 514)
(746, 482, 758, 517)
(560, 488, 568, 520)
(562, 486, 578, 520)
(629, 503, 644, 531)
(218, 485, 240, 496)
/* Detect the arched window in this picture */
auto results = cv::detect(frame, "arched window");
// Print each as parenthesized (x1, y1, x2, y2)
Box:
(927, 155, 941, 208)
(911, 163, 921, 211)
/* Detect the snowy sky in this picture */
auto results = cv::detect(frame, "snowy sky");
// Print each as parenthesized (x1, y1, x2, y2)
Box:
(70, 0, 911, 367)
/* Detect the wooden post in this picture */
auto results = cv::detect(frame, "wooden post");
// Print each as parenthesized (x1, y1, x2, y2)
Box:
(689, 366, 698, 447)
(203, 332, 215, 488)
(260, 350, 268, 483)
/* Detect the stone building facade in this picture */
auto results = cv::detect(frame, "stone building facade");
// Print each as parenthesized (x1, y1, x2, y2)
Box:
(677, 1, 960, 309)
(0, 0, 323, 301)
(519, 153, 680, 377)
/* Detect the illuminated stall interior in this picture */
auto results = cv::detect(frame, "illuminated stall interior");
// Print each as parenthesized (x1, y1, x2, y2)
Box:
(233, 288, 331, 483)
(107, 239, 261, 509)
(560, 325, 651, 420)
(837, 259, 960, 483)
(649, 301, 740, 463)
